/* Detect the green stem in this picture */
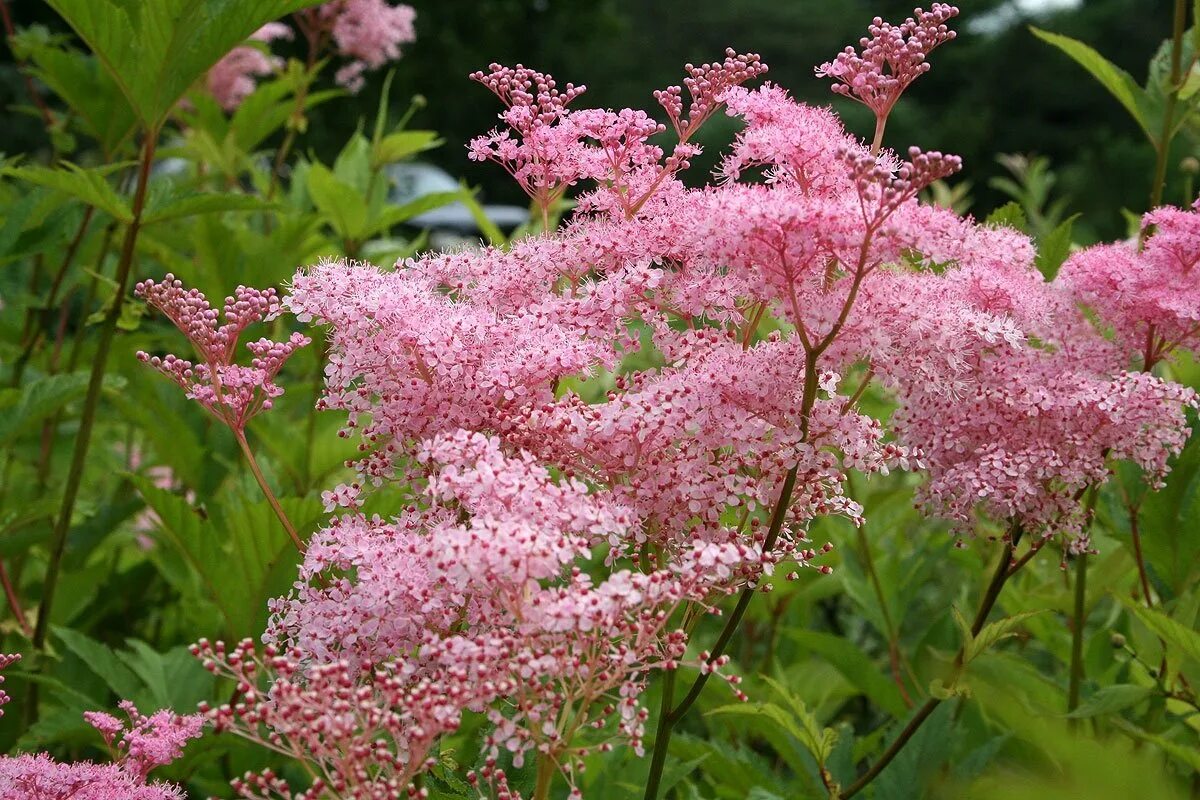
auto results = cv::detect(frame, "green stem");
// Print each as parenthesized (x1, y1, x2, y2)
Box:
(235, 430, 305, 552)
(31, 132, 158, 671)
(1067, 551, 1089, 715)
(642, 465, 799, 800)
(854, 522, 914, 707)
(533, 751, 557, 800)
(1129, 504, 1154, 607)
(839, 536, 1021, 800)
(1148, 0, 1188, 212)
(643, 667, 677, 800)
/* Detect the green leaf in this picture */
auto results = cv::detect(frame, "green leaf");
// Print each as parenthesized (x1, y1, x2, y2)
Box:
(43, 0, 326, 130)
(1030, 27, 1156, 143)
(116, 641, 216, 710)
(53, 627, 143, 700)
(143, 191, 271, 224)
(1121, 599, 1200, 666)
(458, 183, 508, 247)
(709, 677, 839, 768)
(12, 29, 138, 154)
(367, 190, 465, 237)
(373, 130, 442, 166)
(1067, 684, 1155, 718)
(2, 162, 132, 222)
(307, 161, 369, 241)
(135, 478, 316, 639)
(0, 372, 123, 447)
(787, 631, 908, 717)
(984, 201, 1028, 232)
(1035, 213, 1080, 279)
(1111, 717, 1200, 772)
(963, 610, 1045, 664)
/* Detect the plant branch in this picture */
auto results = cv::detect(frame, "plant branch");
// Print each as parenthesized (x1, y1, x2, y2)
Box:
(0, 559, 31, 638)
(642, 464, 799, 800)
(1148, 0, 1188, 212)
(235, 430, 305, 552)
(838, 535, 1023, 800)
(31, 132, 159, 675)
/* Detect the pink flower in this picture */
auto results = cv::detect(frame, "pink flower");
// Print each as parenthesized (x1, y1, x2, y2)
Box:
(1057, 203, 1200, 367)
(135, 275, 309, 434)
(297, 1, 417, 92)
(0, 694, 200, 800)
(206, 23, 293, 111)
(817, 4, 959, 132)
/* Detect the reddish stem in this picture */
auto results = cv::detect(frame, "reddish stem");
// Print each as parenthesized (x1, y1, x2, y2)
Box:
(0, 560, 32, 638)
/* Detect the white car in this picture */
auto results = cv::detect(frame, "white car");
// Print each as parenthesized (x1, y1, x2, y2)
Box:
(386, 162, 529, 238)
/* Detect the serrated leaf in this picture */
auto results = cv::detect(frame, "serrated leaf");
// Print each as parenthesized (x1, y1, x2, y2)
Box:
(142, 191, 270, 224)
(984, 201, 1028, 232)
(1121, 599, 1200, 666)
(44, 0, 326, 130)
(13, 31, 137, 154)
(53, 627, 143, 701)
(709, 678, 839, 767)
(0, 372, 124, 447)
(1031, 27, 1156, 143)
(964, 609, 1045, 664)
(2, 163, 132, 222)
(1067, 684, 1155, 718)
(136, 478, 316, 639)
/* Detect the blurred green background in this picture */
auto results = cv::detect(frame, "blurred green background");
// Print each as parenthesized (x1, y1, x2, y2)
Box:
(0, 0, 1184, 241)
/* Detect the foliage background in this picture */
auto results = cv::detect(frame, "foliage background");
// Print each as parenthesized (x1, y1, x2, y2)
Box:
(1, 2, 1199, 799)
(0, 0, 1188, 240)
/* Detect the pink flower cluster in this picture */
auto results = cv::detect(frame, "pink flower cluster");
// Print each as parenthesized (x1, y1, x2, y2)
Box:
(817, 4, 959, 139)
(0, 653, 16, 716)
(167, 5, 1196, 796)
(206, 22, 293, 111)
(0, 664, 202, 800)
(296, 0, 418, 92)
(227, 431, 741, 796)
(205, 0, 417, 110)
(468, 51, 767, 221)
(1058, 201, 1200, 368)
(135, 275, 309, 434)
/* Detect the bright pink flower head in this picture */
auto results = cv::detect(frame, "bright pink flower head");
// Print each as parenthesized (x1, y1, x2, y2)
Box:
(817, 4, 958, 123)
(1057, 203, 1200, 367)
(206, 22, 293, 111)
(0, 699, 200, 800)
(136, 275, 309, 432)
(0, 753, 187, 800)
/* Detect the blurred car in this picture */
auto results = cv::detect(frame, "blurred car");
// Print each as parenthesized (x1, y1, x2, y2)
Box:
(385, 162, 529, 242)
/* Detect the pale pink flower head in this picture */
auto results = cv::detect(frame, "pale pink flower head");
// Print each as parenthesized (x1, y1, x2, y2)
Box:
(84, 700, 204, 782)
(654, 48, 769, 141)
(0, 697, 200, 800)
(298, 0, 417, 92)
(206, 22, 293, 111)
